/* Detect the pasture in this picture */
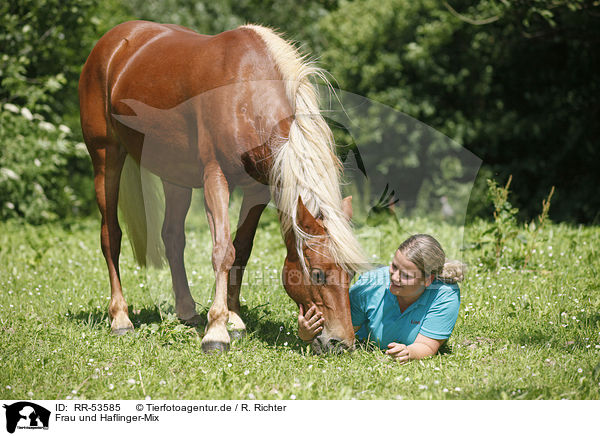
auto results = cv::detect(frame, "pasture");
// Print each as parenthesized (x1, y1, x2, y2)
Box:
(1, 195, 599, 400)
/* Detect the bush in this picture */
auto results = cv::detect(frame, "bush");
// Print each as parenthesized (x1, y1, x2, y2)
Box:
(0, 104, 94, 223)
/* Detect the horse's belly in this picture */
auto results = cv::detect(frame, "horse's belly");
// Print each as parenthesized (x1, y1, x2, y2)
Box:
(112, 114, 205, 188)
(142, 150, 205, 189)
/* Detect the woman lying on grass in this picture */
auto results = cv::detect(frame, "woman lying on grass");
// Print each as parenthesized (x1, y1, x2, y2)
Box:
(298, 234, 465, 363)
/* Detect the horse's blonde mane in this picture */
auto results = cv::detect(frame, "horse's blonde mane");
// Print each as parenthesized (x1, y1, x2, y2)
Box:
(241, 24, 369, 274)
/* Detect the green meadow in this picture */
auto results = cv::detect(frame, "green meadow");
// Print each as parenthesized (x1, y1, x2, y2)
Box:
(1, 194, 599, 400)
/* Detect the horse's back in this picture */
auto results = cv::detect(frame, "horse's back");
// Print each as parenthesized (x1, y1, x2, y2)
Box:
(79, 21, 182, 142)
(80, 21, 211, 113)
(82, 20, 280, 109)
(80, 21, 291, 188)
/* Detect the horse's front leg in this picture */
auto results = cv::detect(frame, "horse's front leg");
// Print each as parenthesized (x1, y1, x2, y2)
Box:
(161, 181, 201, 325)
(202, 162, 235, 353)
(227, 185, 270, 339)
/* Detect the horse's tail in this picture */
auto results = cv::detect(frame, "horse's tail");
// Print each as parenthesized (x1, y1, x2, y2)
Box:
(242, 25, 370, 274)
(118, 155, 165, 268)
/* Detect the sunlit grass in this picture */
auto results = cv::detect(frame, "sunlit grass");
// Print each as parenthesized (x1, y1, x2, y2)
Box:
(1, 201, 599, 399)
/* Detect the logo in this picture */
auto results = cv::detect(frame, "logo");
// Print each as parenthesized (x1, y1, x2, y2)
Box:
(3, 402, 50, 434)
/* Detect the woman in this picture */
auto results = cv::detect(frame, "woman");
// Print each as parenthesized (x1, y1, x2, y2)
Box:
(298, 234, 465, 363)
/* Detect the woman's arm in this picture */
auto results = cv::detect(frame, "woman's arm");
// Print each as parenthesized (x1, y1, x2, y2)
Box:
(388, 284, 459, 363)
(386, 334, 445, 363)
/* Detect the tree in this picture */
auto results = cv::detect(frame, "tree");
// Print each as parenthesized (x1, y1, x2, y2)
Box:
(318, 0, 600, 222)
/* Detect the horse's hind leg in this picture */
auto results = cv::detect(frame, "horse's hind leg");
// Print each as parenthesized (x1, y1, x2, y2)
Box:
(202, 162, 235, 353)
(88, 141, 131, 334)
(161, 181, 201, 325)
(227, 185, 270, 339)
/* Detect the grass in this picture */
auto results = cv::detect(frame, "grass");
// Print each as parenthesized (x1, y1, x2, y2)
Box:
(1, 194, 599, 400)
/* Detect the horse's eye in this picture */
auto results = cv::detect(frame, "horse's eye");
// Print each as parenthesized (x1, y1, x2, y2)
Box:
(310, 268, 326, 285)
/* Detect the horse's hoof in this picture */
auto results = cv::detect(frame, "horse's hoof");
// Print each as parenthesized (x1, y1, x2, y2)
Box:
(112, 327, 134, 336)
(180, 314, 203, 327)
(228, 329, 246, 341)
(202, 341, 230, 354)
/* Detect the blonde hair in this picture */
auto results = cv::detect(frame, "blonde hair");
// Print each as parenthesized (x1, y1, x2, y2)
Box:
(398, 234, 466, 284)
(242, 24, 369, 274)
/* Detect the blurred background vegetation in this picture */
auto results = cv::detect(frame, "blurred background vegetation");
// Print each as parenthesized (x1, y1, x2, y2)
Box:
(1, 0, 599, 224)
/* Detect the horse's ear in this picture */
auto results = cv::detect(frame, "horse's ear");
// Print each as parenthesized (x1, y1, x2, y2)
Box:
(296, 196, 325, 235)
(341, 196, 353, 220)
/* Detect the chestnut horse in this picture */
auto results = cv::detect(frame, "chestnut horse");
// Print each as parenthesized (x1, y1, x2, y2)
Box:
(79, 21, 368, 353)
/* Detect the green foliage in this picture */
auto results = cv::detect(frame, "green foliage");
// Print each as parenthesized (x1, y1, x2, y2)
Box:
(123, 0, 241, 35)
(486, 175, 519, 267)
(523, 185, 555, 268)
(123, 0, 339, 51)
(0, 0, 132, 127)
(470, 176, 559, 271)
(2, 0, 598, 224)
(0, 0, 132, 224)
(0, 104, 94, 223)
(468, 175, 519, 269)
(318, 0, 600, 223)
(1, 0, 90, 118)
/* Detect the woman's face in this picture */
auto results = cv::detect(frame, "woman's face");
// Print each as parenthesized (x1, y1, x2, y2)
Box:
(389, 250, 433, 300)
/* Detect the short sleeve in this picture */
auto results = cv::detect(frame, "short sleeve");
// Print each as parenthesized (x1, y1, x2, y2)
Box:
(419, 285, 460, 340)
(349, 278, 368, 328)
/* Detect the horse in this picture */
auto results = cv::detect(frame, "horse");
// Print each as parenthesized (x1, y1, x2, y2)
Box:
(79, 20, 369, 354)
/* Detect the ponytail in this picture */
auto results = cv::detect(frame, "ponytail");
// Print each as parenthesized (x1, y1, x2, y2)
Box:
(438, 260, 466, 284)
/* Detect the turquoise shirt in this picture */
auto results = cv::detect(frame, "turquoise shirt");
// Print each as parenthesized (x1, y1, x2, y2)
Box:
(350, 266, 460, 350)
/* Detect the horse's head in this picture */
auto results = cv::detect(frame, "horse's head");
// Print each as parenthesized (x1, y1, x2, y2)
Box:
(282, 196, 356, 354)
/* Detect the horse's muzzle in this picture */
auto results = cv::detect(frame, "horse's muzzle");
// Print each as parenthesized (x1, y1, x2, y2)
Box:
(311, 335, 354, 355)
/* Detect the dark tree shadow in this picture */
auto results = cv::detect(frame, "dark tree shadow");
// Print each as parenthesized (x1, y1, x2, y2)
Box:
(237, 303, 306, 349)
(514, 327, 551, 347)
(438, 342, 453, 355)
(69, 302, 299, 346)
(71, 305, 169, 330)
(580, 312, 600, 328)
(71, 308, 109, 330)
(70, 303, 459, 357)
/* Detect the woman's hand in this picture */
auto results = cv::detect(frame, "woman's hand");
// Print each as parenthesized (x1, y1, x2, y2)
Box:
(298, 304, 324, 342)
(386, 342, 410, 364)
